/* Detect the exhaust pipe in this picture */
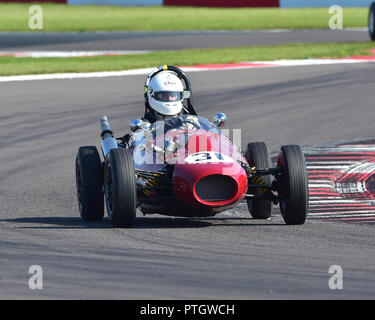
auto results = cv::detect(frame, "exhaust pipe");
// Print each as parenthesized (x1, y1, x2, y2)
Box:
(100, 116, 118, 157)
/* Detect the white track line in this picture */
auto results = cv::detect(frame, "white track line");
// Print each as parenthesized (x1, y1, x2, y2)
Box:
(308, 213, 375, 218)
(1, 57, 375, 83)
(0, 50, 153, 58)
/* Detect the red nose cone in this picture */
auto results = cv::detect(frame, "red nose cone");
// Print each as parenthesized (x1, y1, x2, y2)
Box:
(172, 162, 248, 207)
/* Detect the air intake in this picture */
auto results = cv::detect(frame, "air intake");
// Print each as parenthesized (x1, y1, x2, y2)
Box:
(195, 175, 237, 202)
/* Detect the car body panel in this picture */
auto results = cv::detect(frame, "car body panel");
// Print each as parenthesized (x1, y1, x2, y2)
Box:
(124, 115, 248, 216)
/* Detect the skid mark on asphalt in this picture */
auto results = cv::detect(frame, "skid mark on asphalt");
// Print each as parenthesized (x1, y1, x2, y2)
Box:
(303, 137, 375, 225)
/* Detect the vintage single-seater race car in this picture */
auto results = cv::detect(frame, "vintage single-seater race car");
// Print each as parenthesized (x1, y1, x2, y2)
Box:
(75, 65, 309, 228)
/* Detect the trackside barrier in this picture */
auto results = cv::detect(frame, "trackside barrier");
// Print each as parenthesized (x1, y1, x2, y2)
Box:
(67, 0, 162, 4)
(0, 0, 163, 3)
(163, 0, 279, 7)
(0, 0, 66, 2)
(0, 0, 370, 7)
(280, 0, 371, 8)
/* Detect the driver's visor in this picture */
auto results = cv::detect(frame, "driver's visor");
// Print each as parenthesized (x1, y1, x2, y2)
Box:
(153, 91, 183, 102)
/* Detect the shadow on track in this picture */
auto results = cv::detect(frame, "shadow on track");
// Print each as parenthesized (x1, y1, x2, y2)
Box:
(1, 216, 211, 229)
(0, 217, 111, 229)
(1, 215, 286, 229)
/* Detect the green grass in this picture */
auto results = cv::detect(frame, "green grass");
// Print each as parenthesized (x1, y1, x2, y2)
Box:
(0, 4, 368, 31)
(1, 42, 374, 76)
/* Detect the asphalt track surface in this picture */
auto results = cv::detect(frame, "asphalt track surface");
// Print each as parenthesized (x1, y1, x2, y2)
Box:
(0, 29, 370, 51)
(1, 63, 375, 299)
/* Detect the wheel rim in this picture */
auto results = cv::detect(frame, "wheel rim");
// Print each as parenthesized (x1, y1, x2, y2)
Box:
(276, 156, 287, 217)
(75, 160, 83, 213)
(105, 164, 114, 219)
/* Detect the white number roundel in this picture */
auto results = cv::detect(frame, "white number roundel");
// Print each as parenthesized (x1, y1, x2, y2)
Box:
(185, 152, 233, 164)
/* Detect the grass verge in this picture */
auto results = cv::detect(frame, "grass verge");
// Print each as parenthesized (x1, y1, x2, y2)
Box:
(0, 42, 374, 76)
(0, 4, 369, 31)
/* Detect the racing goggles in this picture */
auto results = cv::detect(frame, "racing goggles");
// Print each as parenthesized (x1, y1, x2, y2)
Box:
(153, 91, 183, 102)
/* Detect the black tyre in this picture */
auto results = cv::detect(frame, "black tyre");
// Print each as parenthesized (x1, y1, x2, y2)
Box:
(369, 3, 375, 41)
(75, 146, 104, 221)
(277, 145, 309, 225)
(245, 142, 272, 219)
(105, 148, 137, 228)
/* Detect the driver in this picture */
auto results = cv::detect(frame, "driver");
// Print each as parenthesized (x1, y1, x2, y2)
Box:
(143, 70, 185, 123)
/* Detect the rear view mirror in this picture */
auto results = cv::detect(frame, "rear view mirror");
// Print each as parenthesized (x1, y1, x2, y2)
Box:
(213, 113, 227, 127)
(129, 119, 145, 132)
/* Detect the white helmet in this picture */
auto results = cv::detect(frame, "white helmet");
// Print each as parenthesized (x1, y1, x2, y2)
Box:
(146, 71, 184, 117)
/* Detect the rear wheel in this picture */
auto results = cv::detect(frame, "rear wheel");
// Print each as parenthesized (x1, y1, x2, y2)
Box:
(369, 3, 375, 41)
(277, 145, 309, 225)
(245, 142, 272, 219)
(75, 146, 104, 221)
(105, 148, 137, 228)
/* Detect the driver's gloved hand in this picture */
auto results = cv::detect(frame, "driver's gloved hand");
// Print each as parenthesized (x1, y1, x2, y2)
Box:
(120, 133, 131, 144)
(164, 140, 177, 155)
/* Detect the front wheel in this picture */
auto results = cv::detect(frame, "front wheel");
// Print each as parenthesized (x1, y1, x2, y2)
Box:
(75, 146, 104, 222)
(105, 148, 137, 228)
(245, 142, 272, 219)
(277, 145, 309, 225)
